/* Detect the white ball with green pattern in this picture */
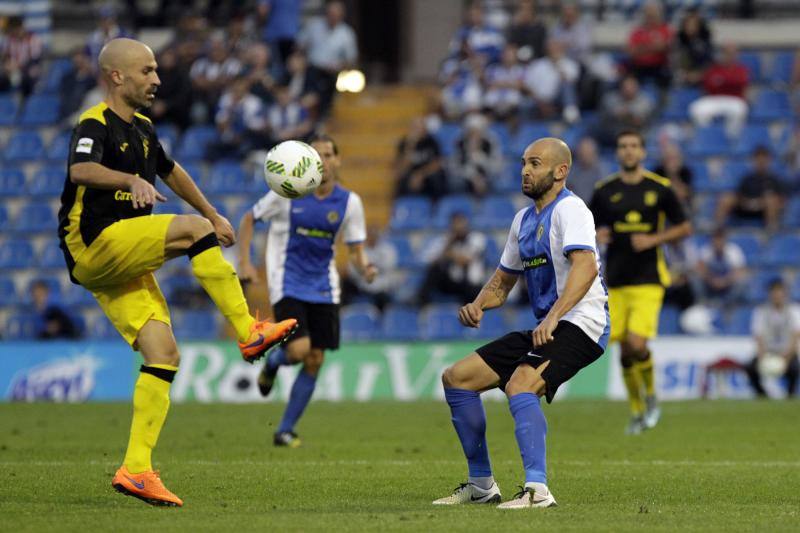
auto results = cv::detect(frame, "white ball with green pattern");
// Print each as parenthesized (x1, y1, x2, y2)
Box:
(263, 140, 324, 199)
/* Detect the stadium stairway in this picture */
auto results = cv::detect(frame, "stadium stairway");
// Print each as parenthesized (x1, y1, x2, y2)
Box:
(327, 85, 434, 228)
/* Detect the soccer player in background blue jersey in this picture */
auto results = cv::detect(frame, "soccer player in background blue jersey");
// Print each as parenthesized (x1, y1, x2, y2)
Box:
(433, 138, 609, 509)
(237, 135, 377, 447)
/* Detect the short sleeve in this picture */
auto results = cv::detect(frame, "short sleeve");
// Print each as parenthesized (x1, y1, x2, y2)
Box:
(660, 185, 688, 225)
(342, 193, 367, 244)
(790, 306, 800, 333)
(558, 198, 598, 256)
(69, 119, 106, 165)
(751, 307, 766, 337)
(499, 209, 525, 274)
(588, 186, 610, 227)
(252, 191, 283, 222)
(155, 136, 175, 179)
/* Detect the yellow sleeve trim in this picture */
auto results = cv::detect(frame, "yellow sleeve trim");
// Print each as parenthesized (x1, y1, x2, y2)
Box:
(594, 173, 620, 189)
(643, 170, 671, 187)
(134, 112, 152, 124)
(78, 102, 109, 125)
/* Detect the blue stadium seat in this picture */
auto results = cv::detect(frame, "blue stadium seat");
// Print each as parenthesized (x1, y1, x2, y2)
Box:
(662, 87, 702, 121)
(687, 161, 713, 192)
(381, 306, 419, 340)
(172, 310, 218, 340)
(158, 275, 197, 301)
(718, 160, 749, 183)
(791, 276, 800, 301)
(393, 269, 425, 304)
(421, 304, 463, 340)
(783, 197, 800, 228)
(746, 270, 784, 303)
(750, 90, 791, 122)
(28, 165, 65, 197)
(5, 313, 40, 339)
(511, 307, 536, 331)
(0, 94, 18, 126)
(728, 233, 762, 260)
(770, 51, 795, 84)
(39, 58, 72, 94)
(14, 202, 57, 233)
(4, 131, 45, 162)
(47, 131, 72, 162)
(0, 278, 16, 307)
(205, 161, 248, 194)
(390, 196, 432, 231)
(0, 239, 35, 268)
(658, 305, 682, 335)
(38, 239, 65, 269)
(63, 283, 96, 308)
(489, 122, 512, 155)
(476, 195, 516, 230)
(0, 167, 26, 197)
(387, 236, 416, 268)
(153, 199, 188, 216)
(687, 125, 731, 158)
(484, 235, 501, 265)
(0, 205, 7, 227)
(180, 162, 204, 182)
(731, 125, 772, 157)
(156, 124, 179, 154)
(341, 303, 381, 342)
(175, 126, 218, 161)
(693, 194, 718, 227)
(760, 234, 800, 268)
(510, 123, 551, 156)
(723, 306, 754, 335)
(91, 314, 119, 340)
(464, 310, 507, 339)
(433, 195, 474, 228)
(739, 51, 763, 82)
(432, 122, 462, 156)
(18, 95, 60, 126)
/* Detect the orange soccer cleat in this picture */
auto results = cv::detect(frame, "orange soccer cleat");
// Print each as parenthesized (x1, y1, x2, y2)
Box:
(238, 317, 298, 363)
(112, 466, 183, 507)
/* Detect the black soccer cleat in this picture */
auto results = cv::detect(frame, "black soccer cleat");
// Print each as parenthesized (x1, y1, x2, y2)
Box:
(273, 431, 302, 448)
(257, 361, 279, 397)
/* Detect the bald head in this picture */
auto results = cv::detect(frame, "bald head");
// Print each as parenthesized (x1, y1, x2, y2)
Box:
(527, 137, 572, 169)
(98, 38, 155, 76)
(97, 38, 160, 112)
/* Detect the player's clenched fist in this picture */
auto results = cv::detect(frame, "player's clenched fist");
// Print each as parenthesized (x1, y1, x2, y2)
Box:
(458, 302, 483, 328)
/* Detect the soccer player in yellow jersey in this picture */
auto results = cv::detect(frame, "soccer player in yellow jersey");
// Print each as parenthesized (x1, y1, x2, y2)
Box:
(57, 38, 297, 506)
(589, 131, 692, 435)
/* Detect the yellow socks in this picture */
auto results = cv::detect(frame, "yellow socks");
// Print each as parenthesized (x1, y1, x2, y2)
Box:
(123, 364, 177, 474)
(636, 351, 655, 397)
(622, 365, 644, 416)
(188, 234, 254, 342)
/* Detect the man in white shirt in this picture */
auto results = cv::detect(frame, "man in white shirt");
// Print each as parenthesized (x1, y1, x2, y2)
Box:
(524, 39, 580, 123)
(693, 228, 747, 305)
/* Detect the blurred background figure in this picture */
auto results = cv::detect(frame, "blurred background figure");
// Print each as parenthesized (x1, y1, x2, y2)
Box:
(31, 280, 79, 340)
(395, 117, 448, 200)
(342, 226, 398, 312)
(689, 42, 749, 136)
(692, 228, 748, 306)
(0, 15, 43, 96)
(451, 112, 501, 197)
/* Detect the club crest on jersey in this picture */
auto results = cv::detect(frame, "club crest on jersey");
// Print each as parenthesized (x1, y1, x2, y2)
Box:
(610, 192, 623, 203)
(522, 254, 548, 270)
(119, 142, 128, 152)
(142, 138, 149, 158)
(644, 191, 658, 206)
(327, 210, 340, 224)
(625, 210, 642, 223)
(536, 224, 545, 241)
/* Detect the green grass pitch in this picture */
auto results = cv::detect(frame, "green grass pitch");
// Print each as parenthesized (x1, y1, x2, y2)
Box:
(1, 400, 799, 531)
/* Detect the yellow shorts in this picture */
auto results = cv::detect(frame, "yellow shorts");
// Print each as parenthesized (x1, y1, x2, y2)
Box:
(608, 284, 665, 343)
(71, 214, 176, 347)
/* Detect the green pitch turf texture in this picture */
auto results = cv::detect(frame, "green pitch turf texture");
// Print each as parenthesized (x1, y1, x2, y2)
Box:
(1, 400, 798, 531)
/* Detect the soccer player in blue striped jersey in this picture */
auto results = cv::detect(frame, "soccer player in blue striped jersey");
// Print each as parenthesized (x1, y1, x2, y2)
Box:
(237, 135, 377, 447)
(433, 138, 609, 509)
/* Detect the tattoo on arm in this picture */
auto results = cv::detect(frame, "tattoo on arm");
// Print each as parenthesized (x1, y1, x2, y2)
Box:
(482, 271, 514, 305)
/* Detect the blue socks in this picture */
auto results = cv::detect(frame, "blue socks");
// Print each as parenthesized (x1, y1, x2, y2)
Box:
(278, 370, 317, 433)
(267, 348, 290, 372)
(509, 392, 547, 484)
(444, 388, 493, 479)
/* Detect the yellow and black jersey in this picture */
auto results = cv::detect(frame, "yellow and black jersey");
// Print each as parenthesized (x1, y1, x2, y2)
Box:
(589, 170, 687, 288)
(57, 102, 175, 279)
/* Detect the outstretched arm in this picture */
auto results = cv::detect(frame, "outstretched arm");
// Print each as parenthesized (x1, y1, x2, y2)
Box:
(458, 268, 519, 328)
(347, 242, 377, 283)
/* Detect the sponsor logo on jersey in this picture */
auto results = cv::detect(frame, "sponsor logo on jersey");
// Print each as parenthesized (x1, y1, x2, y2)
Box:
(114, 190, 133, 201)
(522, 254, 549, 270)
(296, 226, 334, 239)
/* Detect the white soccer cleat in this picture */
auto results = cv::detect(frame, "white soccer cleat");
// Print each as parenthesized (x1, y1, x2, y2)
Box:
(432, 482, 501, 505)
(497, 486, 557, 509)
(644, 395, 661, 429)
(625, 415, 646, 435)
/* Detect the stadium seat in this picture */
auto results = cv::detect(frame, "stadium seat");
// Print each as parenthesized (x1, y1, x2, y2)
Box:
(489, 122, 512, 155)
(4, 131, 45, 162)
(0, 239, 35, 268)
(63, 283, 96, 308)
(731, 124, 772, 157)
(511, 307, 536, 332)
(47, 130, 72, 162)
(433, 195, 474, 228)
(381, 306, 419, 340)
(390, 196, 432, 231)
(0, 93, 18, 126)
(746, 270, 784, 303)
(770, 51, 795, 85)
(760, 234, 800, 268)
(341, 303, 381, 342)
(172, 310, 219, 340)
(14, 202, 57, 233)
(723, 306, 754, 335)
(662, 87, 702, 121)
(5, 313, 40, 340)
(175, 126, 218, 161)
(38, 58, 72, 94)
(28, 165, 66, 197)
(782, 197, 800, 228)
(484, 235, 501, 265)
(18, 95, 60, 126)
(180, 162, 204, 182)
(432, 122, 462, 156)
(510, 123, 551, 157)
(0, 278, 16, 307)
(476, 195, 516, 230)
(687, 161, 713, 192)
(728, 233, 762, 260)
(718, 160, 749, 183)
(693, 194, 718, 228)
(687, 125, 731, 158)
(0, 205, 7, 227)
(658, 305, 682, 335)
(156, 124, 179, 155)
(204, 161, 248, 194)
(38, 239, 65, 269)
(750, 90, 791, 122)
(0, 167, 26, 197)
(91, 314, 120, 340)
(153, 199, 189, 216)
(739, 51, 763, 83)
(392, 269, 425, 304)
(464, 310, 507, 339)
(421, 304, 463, 340)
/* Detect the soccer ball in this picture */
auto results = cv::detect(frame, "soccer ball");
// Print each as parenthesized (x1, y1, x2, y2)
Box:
(263, 140, 323, 199)
(758, 353, 787, 377)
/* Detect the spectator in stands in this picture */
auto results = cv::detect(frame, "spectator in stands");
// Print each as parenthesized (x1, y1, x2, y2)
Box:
(569, 137, 607, 204)
(716, 146, 785, 233)
(31, 280, 78, 340)
(84, 5, 132, 67)
(790, 51, 800, 115)
(452, 113, 501, 197)
(395, 117, 448, 200)
(0, 15, 43, 96)
(626, 1, 673, 90)
(524, 39, 580, 123)
(243, 43, 279, 104)
(283, 49, 323, 116)
(483, 44, 525, 122)
(506, 0, 546, 62)
(266, 84, 313, 143)
(149, 47, 193, 131)
(654, 142, 693, 208)
(596, 74, 655, 147)
(440, 40, 484, 120)
(676, 8, 713, 85)
(745, 279, 800, 398)
(59, 48, 96, 121)
(418, 212, 487, 305)
(298, 0, 357, 117)
(551, 1, 592, 66)
(450, 1, 505, 65)
(688, 42, 749, 137)
(692, 228, 747, 306)
(225, 12, 256, 56)
(257, 0, 303, 65)
(169, 10, 209, 68)
(190, 37, 243, 123)
(210, 76, 268, 160)
(343, 226, 397, 312)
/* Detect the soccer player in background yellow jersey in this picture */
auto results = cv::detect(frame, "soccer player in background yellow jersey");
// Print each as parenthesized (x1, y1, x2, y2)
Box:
(589, 131, 692, 435)
(57, 38, 297, 506)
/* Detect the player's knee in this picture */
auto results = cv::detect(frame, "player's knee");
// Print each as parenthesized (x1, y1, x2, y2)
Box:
(442, 366, 456, 389)
(505, 375, 544, 397)
(187, 214, 214, 240)
(304, 350, 324, 373)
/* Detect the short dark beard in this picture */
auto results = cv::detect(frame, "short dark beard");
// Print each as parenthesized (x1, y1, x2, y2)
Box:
(621, 163, 639, 172)
(524, 169, 557, 200)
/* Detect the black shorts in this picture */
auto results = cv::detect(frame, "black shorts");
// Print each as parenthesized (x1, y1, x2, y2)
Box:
(273, 297, 340, 350)
(475, 320, 604, 403)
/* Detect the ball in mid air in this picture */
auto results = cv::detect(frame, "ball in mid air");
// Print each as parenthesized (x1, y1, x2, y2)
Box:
(263, 140, 323, 199)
